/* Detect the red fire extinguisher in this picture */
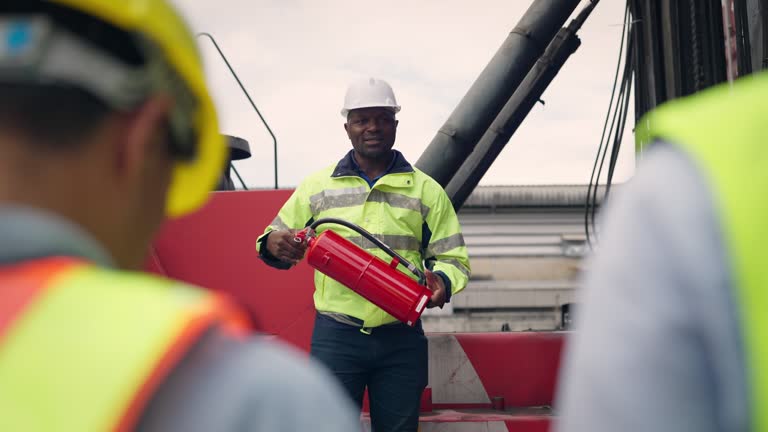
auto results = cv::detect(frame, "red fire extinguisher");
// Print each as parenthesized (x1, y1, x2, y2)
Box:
(294, 218, 432, 327)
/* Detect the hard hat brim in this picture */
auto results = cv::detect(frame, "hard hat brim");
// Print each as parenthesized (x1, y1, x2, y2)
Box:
(341, 105, 401, 118)
(166, 96, 225, 218)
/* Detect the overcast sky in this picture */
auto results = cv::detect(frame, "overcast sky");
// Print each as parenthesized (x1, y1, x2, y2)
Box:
(174, 0, 635, 188)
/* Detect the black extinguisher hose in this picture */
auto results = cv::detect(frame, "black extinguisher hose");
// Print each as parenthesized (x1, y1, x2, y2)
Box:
(308, 218, 426, 284)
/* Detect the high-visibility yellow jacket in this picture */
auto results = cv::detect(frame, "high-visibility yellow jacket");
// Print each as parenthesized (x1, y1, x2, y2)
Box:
(0, 257, 248, 431)
(637, 71, 768, 432)
(257, 150, 471, 328)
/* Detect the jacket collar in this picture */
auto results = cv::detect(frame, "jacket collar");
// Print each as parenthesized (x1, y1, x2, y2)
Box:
(331, 149, 414, 178)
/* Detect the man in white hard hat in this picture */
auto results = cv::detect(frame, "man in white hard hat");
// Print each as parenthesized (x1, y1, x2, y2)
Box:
(256, 77, 471, 431)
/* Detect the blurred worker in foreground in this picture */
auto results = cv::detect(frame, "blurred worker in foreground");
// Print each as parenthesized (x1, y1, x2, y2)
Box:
(0, 1, 358, 431)
(257, 78, 471, 431)
(555, 72, 768, 431)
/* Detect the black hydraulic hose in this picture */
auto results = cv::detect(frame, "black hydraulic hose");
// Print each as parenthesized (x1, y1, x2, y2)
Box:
(591, 19, 634, 239)
(308, 218, 426, 284)
(689, 0, 704, 92)
(585, 3, 629, 249)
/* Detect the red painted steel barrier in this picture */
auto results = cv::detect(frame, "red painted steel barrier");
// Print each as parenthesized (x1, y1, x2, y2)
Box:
(456, 332, 564, 408)
(148, 190, 316, 351)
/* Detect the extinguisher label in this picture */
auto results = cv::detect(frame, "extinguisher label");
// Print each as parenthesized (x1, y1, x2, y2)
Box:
(415, 294, 428, 314)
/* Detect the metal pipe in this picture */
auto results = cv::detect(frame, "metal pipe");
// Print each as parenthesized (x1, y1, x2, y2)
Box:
(762, 0, 768, 68)
(415, 0, 581, 187)
(733, 0, 752, 75)
(446, 0, 598, 210)
(231, 164, 249, 190)
(197, 32, 279, 189)
(660, 0, 682, 100)
(722, 0, 738, 83)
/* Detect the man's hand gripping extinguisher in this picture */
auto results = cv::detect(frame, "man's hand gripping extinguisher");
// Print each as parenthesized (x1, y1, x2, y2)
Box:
(293, 218, 433, 327)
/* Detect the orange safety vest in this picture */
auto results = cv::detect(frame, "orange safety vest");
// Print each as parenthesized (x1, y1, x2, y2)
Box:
(0, 257, 250, 431)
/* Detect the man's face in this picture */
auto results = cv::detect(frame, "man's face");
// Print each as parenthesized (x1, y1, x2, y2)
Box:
(344, 107, 398, 160)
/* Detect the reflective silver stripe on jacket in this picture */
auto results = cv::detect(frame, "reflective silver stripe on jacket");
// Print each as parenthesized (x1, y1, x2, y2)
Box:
(270, 216, 290, 231)
(309, 186, 368, 214)
(367, 190, 430, 219)
(309, 187, 430, 218)
(317, 311, 362, 327)
(347, 234, 421, 252)
(427, 233, 466, 257)
(439, 258, 471, 278)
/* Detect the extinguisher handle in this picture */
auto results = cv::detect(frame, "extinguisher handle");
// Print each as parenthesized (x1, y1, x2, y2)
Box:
(292, 228, 314, 245)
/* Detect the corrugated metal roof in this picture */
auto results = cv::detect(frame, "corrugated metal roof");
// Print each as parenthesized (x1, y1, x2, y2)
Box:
(428, 186, 595, 325)
(461, 184, 620, 208)
(451, 280, 576, 309)
(459, 209, 592, 258)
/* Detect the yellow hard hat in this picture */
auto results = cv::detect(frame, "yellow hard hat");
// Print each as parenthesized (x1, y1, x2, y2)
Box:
(46, 0, 225, 217)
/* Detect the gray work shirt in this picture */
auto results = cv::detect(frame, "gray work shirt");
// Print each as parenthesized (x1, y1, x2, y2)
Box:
(555, 144, 749, 432)
(0, 205, 361, 432)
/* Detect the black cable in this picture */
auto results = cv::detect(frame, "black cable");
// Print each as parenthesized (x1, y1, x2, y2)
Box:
(734, 0, 752, 75)
(608, 9, 637, 193)
(307, 218, 426, 283)
(585, 4, 627, 248)
(689, 0, 704, 91)
(605, 96, 630, 195)
(585, 3, 629, 249)
(591, 67, 628, 238)
(606, 39, 635, 196)
(762, 0, 768, 68)
(594, 21, 635, 232)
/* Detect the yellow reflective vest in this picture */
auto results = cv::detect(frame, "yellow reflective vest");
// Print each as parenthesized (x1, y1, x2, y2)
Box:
(0, 257, 248, 431)
(258, 150, 471, 328)
(637, 71, 768, 431)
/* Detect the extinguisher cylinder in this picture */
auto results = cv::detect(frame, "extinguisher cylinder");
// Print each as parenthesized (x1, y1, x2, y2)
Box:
(306, 230, 431, 326)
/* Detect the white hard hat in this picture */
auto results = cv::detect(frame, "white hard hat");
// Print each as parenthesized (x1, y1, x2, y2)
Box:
(341, 77, 401, 118)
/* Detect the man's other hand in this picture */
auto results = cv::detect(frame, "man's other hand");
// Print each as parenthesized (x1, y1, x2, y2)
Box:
(266, 230, 308, 265)
(425, 270, 446, 309)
